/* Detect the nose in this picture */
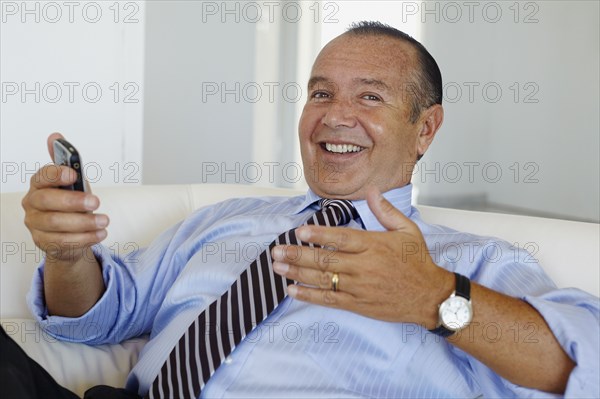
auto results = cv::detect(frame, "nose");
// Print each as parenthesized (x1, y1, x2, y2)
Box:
(321, 100, 357, 129)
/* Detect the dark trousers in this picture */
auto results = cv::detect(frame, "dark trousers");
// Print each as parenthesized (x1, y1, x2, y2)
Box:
(0, 325, 141, 399)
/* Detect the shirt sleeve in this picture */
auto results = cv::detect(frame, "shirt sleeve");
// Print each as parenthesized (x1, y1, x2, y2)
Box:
(465, 240, 600, 398)
(26, 219, 190, 345)
(524, 291, 600, 397)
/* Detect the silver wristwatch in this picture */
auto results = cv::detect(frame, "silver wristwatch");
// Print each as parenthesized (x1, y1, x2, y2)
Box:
(429, 273, 473, 337)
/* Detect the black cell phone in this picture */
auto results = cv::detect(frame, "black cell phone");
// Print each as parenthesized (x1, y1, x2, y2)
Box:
(53, 138, 86, 192)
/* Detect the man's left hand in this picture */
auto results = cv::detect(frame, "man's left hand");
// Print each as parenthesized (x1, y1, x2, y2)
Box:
(271, 186, 453, 328)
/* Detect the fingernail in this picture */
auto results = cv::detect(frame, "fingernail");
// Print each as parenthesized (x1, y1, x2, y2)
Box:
(61, 168, 73, 182)
(96, 229, 107, 240)
(287, 285, 297, 297)
(296, 227, 309, 241)
(272, 246, 284, 260)
(272, 262, 289, 274)
(84, 196, 98, 210)
(95, 215, 109, 228)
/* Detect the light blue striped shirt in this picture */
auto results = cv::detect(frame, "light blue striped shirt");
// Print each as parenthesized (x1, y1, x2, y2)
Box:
(28, 184, 599, 398)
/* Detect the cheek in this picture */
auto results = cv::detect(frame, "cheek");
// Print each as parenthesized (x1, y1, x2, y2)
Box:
(362, 115, 406, 147)
(366, 118, 420, 159)
(298, 110, 318, 161)
(360, 108, 403, 136)
(298, 107, 318, 141)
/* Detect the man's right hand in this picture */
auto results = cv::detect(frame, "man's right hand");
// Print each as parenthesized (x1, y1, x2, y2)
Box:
(21, 133, 108, 316)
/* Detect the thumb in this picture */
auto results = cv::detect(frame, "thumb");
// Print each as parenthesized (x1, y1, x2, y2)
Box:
(366, 186, 412, 231)
(47, 132, 65, 161)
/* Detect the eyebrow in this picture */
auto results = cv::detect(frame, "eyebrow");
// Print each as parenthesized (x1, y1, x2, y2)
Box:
(307, 76, 391, 92)
(307, 76, 331, 89)
(353, 78, 391, 92)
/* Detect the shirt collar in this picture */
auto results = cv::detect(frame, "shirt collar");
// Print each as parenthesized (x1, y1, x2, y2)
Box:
(297, 184, 414, 231)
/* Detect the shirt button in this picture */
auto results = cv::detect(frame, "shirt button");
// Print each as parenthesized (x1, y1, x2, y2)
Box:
(224, 356, 233, 364)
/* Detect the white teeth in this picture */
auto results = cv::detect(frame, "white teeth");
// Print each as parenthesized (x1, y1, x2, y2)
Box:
(325, 143, 364, 154)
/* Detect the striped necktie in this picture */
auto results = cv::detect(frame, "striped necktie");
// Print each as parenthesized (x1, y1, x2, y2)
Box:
(147, 199, 358, 399)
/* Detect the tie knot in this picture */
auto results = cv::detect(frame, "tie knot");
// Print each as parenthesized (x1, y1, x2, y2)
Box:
(318, 199, 358, 225)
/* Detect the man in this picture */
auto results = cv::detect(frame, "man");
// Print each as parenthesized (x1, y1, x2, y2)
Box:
(11, 21, 599, 397)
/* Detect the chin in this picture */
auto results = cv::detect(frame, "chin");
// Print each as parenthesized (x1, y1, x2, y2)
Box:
(308, 181, 367, 200)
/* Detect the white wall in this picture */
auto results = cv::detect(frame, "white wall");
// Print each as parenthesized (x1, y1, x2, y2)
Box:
(142, 1, 255, 186)
(1, 1, 145, 191)
(320, 1, 421, 44)
(142, 1, 322, 189)
(2, 1, 598, 223)
(415, 1, 599, 222)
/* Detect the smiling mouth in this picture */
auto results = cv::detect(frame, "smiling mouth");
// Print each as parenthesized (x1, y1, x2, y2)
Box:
(322, 143, 365, 154)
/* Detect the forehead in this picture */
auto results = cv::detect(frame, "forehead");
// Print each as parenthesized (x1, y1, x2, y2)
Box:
(310, 34, 416, 88)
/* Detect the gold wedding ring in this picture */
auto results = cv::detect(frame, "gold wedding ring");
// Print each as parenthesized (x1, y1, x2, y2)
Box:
(331, 272, 340, 292)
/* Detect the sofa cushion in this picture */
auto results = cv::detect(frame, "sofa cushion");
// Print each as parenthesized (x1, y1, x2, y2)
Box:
(1, 318, 148, 397)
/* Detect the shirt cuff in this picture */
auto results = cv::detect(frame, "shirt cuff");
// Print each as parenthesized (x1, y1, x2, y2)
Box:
(26, 244, 121, 344)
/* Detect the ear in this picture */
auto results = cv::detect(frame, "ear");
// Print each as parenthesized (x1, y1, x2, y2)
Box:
(416, 104, 444, 157)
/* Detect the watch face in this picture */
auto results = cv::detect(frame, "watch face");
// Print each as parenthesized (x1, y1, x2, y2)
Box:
(439, 295, 473, 331)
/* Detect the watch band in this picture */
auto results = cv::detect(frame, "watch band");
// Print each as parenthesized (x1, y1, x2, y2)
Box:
(429, 273, 471, 337)
(454, 272, 470, 300)
(429, 323, 456, 338)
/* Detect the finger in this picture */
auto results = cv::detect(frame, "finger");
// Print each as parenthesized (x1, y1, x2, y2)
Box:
(47, 132, 64, 161)
(32, 211, 109, 233)
(366, 186, 413, 231)
(26, 187, 100, 212)
(287, 284, 355, 309)
(273, 261, 345, 291)
(30, 164, 77, 190)
(295, 225, 368, 253)
(271, 244, 346, 273)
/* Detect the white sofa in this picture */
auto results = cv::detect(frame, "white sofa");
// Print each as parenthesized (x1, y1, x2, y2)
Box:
(1, 183, 599, 397)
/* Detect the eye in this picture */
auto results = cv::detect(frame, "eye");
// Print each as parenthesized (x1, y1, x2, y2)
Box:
(361, 94, 382, 102)
(310, 91, 331, 100)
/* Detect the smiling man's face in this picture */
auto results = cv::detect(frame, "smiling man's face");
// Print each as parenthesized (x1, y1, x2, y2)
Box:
(299, 33, 439, 200)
